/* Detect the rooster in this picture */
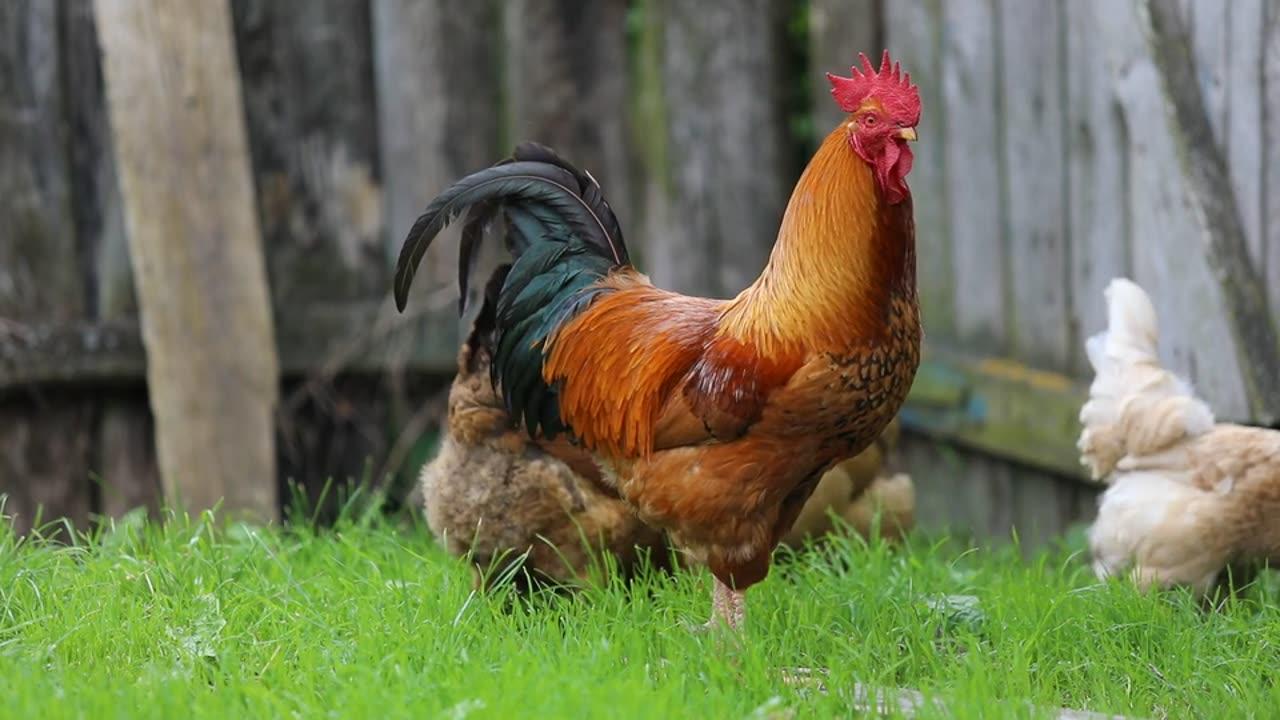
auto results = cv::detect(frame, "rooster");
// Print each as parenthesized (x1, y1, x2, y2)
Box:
(1081, 278, 1280, 596)
(394, 51, 922, 630)
(425, 323, 910, 587)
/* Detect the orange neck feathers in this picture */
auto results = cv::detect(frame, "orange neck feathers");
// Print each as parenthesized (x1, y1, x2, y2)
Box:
(720, 123, 916, 355)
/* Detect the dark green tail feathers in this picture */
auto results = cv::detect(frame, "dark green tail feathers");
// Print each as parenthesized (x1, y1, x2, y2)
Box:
(392, 143, 631, 439)
(459, 263, 510, 376)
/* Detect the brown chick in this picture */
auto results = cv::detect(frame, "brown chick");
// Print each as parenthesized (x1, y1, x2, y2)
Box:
(780, 417, 915, 547)
(420, 267, 670, 590)
(1081, 278, 1280, 597)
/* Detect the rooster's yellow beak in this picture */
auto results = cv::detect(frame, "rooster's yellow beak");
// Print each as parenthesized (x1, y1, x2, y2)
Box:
(896, 127, 918, 142)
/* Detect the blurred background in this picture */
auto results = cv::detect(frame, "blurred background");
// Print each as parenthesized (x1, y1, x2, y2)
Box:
(2, 0, 1277, 546)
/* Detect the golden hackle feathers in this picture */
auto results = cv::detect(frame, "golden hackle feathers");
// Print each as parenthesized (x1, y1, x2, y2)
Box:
(719, 125, 914, 353)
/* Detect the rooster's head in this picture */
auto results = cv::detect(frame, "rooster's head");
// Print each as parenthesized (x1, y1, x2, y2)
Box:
(827, 50, 920, 205)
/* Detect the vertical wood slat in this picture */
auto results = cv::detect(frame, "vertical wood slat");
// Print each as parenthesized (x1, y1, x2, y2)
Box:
(502, 0, 635, 245)
(1145, 0, 1280, 423)
(1008, 463, 1088, 550)
(1064, 0, 1133, 372)
(233, 0, 384, 308)
(62, 0, 160, 518)
(999, 0, 1071, 371)
(1186, 0, 1266, 268)
(95, 390, 158, 517)
(940, 0, 1004, 350)
(904, 436, 1014, 541)
(808, 0, 879, 135)
(372, 0, 498, 332)
(889, 0, 1259, 420)
(1224, 1, 1266, 267)
(371, 0, 500, 497)
(0, 1, 94, 533)
(1186, 0, 1229, 139)
(1267, 1, 1280, 318)
(634, 0, 790, 297)
(883, 0, 954, 340)
(1112, 0, 1250, 419)
(94, 0, 280, 522)
(233, 0, 395, 502)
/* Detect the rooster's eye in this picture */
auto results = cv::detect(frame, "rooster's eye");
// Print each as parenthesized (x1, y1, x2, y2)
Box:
(862, 115, 877, 126)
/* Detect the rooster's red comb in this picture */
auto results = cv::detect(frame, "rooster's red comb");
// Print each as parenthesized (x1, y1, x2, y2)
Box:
(826, 50, 921, 125)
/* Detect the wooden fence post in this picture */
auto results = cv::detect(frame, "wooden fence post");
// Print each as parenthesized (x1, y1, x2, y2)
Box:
(93, 0, 279, 522)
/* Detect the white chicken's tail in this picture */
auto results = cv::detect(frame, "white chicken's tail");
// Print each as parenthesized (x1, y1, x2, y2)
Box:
(1077, 278, 1214, 481)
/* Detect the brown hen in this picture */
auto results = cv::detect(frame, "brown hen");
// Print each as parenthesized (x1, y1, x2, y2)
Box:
(420, 270, 669, 589)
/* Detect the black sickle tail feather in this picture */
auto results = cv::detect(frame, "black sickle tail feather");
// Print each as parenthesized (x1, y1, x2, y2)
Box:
(392, 142, 629, 314)
(392, 142, 631, 439)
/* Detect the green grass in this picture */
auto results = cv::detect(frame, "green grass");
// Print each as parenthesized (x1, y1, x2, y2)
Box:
(2, 506, 1279, 720)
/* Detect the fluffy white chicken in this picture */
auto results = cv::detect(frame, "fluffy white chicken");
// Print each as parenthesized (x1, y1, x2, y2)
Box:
(1080, 278, 1280, 596)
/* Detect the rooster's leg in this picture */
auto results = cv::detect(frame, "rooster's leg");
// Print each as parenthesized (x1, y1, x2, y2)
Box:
(708, 577, 746, 631)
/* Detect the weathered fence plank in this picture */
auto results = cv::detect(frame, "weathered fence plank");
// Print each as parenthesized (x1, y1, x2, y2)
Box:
(808, 0, 879, 135)
(0, 394, 94, 534)
(502, 0, 635, 246)
(371, 0, 501, 497)
(903, 432, 1092, 551)
(1065, 1, 1134, 374)
(999, 0, 1071, 371)
(62, 0, 159, 517)
(1263, 1, 1280, 319)
(233, 0, 400, 502)
(1186, 0, 1229, 140)
(1052, 0, 1252, 421)
(0, 306, 455, 390)
(372, 0, 498, 369)
(903, 348, 1088, 479)
(233, 0, 384, 308)
(1224, 0, 1266, 267)
(883, 0, 953, 339)
(373, 0, 498, 296)
(1144, 0, 1278, 423)
(634, 0, 790, 296)
(1182, 0, 1267, 269)
(95, 389, 158, 517)
(0, 1, 95, 533)
(939, 0, 1004, 350)
(94, 0, 280, 522)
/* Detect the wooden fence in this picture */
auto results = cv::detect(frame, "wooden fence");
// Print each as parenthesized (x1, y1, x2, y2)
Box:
(2, 0, 1277, 546)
